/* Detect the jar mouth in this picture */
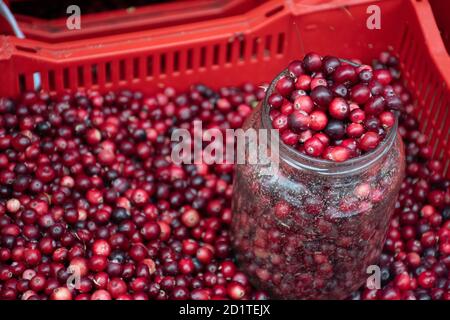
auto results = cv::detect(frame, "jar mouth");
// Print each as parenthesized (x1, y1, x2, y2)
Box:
(261, 69, 399, 176)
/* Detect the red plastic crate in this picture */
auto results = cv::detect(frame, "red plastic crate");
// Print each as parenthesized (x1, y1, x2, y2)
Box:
(3, 0, 268, 42)
(0, 0, 449, 176)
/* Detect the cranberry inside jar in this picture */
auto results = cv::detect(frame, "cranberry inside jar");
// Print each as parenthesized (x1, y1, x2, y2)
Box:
(231, 54, 406, 299)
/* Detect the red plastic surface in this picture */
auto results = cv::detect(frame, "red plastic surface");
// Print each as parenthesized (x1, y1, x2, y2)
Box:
(429, 0, 450, 54)
(0, 0, 449, 176)
(4, 0, 268, 42)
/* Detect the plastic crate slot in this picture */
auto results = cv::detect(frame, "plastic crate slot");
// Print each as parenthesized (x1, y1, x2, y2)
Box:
(213, 44, 220, 66)
(444, 114, 450, 174)
(398, 24, 409, 57)
(400, 37, 414, 82)
(48, 70, 55, 91)
(105, 63, 112, 84)
(423, 81, 440, 133)
(119, 60, 126, 81)
(402, 35, 415, 81)
(146, 56, 154, 78)
(18, 74, 26, 93)
(32, 72, 41, 90)
(411, 45, 422, 91)
(251, 37, 260, 60)
(91, 64, 98, 86)
(186, 49, 194, 70)
(431, 92, 446, 156)
(277, 32, 285, 55)
(414, 49, 427, 94)
(173, 52, 180, 73)
(431, 86, 445, 135)
(200, 47, 207, 68)
(424, 73, 440, 118)
(133, 58, 140, 79)
(226, 42, 233, 64)
(160, 54, 167, 75)
(62, 68, 69, 89)
(417, 68, 432, 121)
(238, 37, 246, 61)
(187, 49, 193, 70)
(432, 88, 446, 132)
(438, 100, 450, 151)
(264, 34, 272, 58)
(445, 160, 450, 179)
(265, 5, 284, 18)
(77, 67, 84, 87)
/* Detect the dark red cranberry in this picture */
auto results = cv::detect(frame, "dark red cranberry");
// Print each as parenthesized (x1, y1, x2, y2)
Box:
(303, 52, 322, 72)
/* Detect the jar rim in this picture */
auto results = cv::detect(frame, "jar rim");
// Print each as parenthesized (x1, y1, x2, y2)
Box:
(261, 69, 399, 176)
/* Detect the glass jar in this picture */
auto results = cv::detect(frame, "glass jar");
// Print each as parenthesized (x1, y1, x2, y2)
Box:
(231, 70, 405, 299)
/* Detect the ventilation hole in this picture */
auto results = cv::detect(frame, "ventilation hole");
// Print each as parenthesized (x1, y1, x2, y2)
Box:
(226, 42, 233, 64)
(265, 5, 284, 17)
(77, 67, 84, 87)
(48, 71, 56, 91)
(415, 51, 427, 93)
(146, 56, 153, 77)
(431, 89, 444, 134)
(277, 33, 285, 54)
(187, 49, 193, 70)
(411, 47, 424, 88)
(63, 68, 70, 89)
(15, 45, 38, 53)
(264, 35, 272, 57)
(160, 54, 167, 75)
(444, 156, 450, 178)
(213, 44, 220, 66)
(119, 60, 126, 81)
(200, 47, 207, 68)
(399, 25, 409, 56)
(252, 37, 259, 60)
(18, 74, 26, 93)
(33, 72, 41, 90)
(91, 64, 98, 85)
(402, 33, 414, 70)
(423, 83, 439, 132)
(173, 51, 180, 72)
(438, 101, 450, 140)
(105, 63, 112, 83)
(239, 38, 246, 61)
(133, 58, 140, 79)
(421, 83, 432, 129)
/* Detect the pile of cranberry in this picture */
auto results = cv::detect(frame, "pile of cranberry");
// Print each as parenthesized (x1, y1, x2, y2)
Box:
(0, 51, 448, 300)
(0, 84, 268, 300)
(269, 53, 399, 162)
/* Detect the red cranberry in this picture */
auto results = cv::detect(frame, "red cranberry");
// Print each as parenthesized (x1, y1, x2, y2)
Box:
(275, 76, 295, 97)
(304, 137, 325, 157)
(333, 64, 357, 84)
(288, 111, 310, 133)
(293, 96, 313, 114)
(227, 282, 246, 300)
(309, 110, 328, 131)
(303, 52, 322, 72)
(359, 132, 381, 151)
(323, 146, 351, 162)
(324, 119, 345, 140)
(288, 60, 305, 77)
(329, 98, 350, 120)
(310, 86, 333, 107)
(351, 84, 371, 104)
